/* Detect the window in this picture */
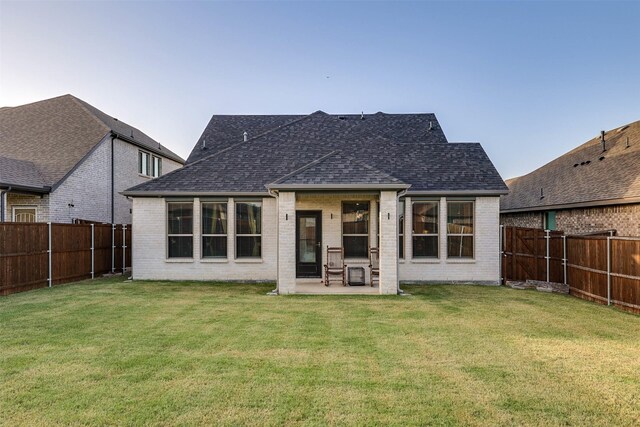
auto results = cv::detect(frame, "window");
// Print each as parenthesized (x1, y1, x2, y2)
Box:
(12, 206, 37, 222)
(447, 201, 474, 258)
(236, 201, 261, 258)
(412, 201, 439, 258)
(152, 156, 162, 178)
(202, 202, 227, 258)
(398, 200, 405, 259)
(139, 151, 162, 177)
(167, 202, 193, 258)
(139, 151, 150, 176)
(544, 211, 556, 231)
(342, 201, 369, 258)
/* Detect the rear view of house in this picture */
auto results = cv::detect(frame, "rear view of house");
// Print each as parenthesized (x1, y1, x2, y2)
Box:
(501, 120, 640, 236)
(0, 95, 184, 224)
(125, 111, 507, 294)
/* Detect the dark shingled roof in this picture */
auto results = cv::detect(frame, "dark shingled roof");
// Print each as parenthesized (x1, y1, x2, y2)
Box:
(186, 112, 447, 164)
(271, 151, 406, 187)
(0, 156, 47, 191)
(0, 95, 184, 190)
(125, 111, 506, 196)
(501, 120, 640, 212)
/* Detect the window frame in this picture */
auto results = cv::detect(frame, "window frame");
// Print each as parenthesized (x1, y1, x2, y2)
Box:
(446, 200, 475, 259)
(12, 206, 37, 222)
(152, 155, 162, 178)
(341, 201, 370, 259)
(398, 200, 405, 259)
(201, 201, 228, 259)
(411, 200, 439, 259)
(138, 150, 151, 176)
(235, 200, 262, 259)
(166, 201, 194, 259)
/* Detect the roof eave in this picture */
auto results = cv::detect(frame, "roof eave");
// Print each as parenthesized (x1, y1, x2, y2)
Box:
(266, 183, 411, 191)
(112, 131, 185, 164)
(122, 190, 272, 197)
(407, 189, 509, 196)
(501, 196, 640, 213)
(0, 182, 51, 194)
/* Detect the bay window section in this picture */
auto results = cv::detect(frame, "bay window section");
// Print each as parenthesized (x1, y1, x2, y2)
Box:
(202, 202, 227, 258)
(412, 201, 438, 258)
(342, 201, 369, 258)
(167, 202, 193, 258)
(447, 201, 474, 258)
(236, 201, 262, 258)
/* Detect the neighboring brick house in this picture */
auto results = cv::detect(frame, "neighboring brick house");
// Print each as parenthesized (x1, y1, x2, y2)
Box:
(501, 120, 640, 236)
(0, 95, 184, 224)
(124, 111, 507, 294)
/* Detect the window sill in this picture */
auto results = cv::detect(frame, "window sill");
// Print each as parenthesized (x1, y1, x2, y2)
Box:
(235, 258, 263, 264)
(138, 174, 153, 179)
(446, 259, 476, 264)
(165, 258, 194, 263)
(201, 258, 229, 263)
(411, 258, 441, 264)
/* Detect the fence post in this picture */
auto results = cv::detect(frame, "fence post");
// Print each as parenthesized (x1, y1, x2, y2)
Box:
(91, 224, 95, 279)
(48, 222, 52, 288)
(122, 224, 126, 275)
(607, 236, 611, 306)
(111, 224, 115, 273)
(499, 225, 503, 285)
(562, 235, 567, 286)
(545, 229, 550, 283)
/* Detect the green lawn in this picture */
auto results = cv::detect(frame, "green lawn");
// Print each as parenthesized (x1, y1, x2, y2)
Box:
(1, 279, 639, 426)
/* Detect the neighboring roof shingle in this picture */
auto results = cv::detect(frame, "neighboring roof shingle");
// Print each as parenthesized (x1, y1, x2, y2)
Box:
(0, 156, 47, 191)
(186, 112, 447, 164)
(501, 120, 640, 212)
(125, 111, 506, 195)
(0, 94, 184, 190)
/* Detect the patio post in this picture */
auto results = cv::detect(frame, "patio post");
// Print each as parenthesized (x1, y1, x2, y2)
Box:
(378, 190, 398, 295)
(277, 191, 296, 294)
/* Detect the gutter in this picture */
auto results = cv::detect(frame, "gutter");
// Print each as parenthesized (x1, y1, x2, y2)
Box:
(0, 186, 9, 222)
(112, 131, 185, 165)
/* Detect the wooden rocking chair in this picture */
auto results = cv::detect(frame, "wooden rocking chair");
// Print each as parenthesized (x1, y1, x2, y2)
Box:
(324, 246, 346, 286)
(369, 247, 380, 287)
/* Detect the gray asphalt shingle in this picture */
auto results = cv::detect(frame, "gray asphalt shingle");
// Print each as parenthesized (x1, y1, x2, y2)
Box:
(126, 111, 507, 195)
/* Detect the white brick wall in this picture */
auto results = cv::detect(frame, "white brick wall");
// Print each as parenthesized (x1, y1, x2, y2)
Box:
(379, 191, 399, 294)
(132, 196, 277, 281)
(131, 193, 501, 287)
(399, 196, 500, 283)
(5, 193, 50, 222)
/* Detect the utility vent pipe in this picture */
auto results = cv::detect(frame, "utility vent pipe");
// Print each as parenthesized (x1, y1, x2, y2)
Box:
(429, 121, 434, 131)
(601, 130, 606, 152)
(201, 138, 206, 149)
(243, 131, 248, 142)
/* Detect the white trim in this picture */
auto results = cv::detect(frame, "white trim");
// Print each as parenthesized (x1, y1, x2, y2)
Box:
(445, 199, 475, 260)
(12, 205, 37, 222)
(166, 201, 194, 259)
(235, 200, 263, 259)
(411, 200, 439, 259)
(201, 200, 229, 259)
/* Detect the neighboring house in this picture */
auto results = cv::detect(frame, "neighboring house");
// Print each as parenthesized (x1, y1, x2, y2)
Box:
(0, 95, 184, 224)
(124, 111, 507, 294)
(501, 120, 640, 236)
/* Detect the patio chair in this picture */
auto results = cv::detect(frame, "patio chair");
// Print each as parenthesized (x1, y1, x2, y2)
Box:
(369, 247, 380, 287)
(324, 246, 346, 286)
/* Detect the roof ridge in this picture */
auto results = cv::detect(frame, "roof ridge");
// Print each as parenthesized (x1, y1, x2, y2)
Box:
(182, 112, 320, 170)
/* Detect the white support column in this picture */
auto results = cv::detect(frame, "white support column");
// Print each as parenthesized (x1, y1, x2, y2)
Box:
(277, 191, 296, 294)
(193, 198, 201, 260)
(379, 190, 398, 295)
(370, 198, 378, 248)
(404, 197, 412, 260)
(228, 198, 235, 260)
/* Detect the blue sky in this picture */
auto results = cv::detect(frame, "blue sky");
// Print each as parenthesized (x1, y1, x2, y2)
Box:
(1, 0, 638, 179)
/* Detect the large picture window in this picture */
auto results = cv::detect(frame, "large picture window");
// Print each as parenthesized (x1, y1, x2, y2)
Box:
(202, 202, 227, 258)
(167, 202, 193, 258)
(447, 201, 474, 258)
(412, 201, 438, 258)
(342, 201, 369, 258)
(236, 201, 261, 258)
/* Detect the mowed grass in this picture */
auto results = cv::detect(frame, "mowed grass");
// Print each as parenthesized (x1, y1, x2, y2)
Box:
(1, 278, 639, 426)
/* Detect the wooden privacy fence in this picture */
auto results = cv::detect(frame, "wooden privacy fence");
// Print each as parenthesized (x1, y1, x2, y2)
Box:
(501, 226, 640, 314)
(0, 223, 131, 296)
